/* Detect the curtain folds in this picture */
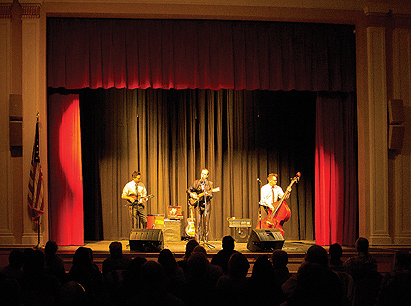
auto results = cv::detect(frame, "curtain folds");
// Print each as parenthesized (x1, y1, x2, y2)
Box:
(78, 88, 316, 241)
(46, 18, 358, 245)
(315, 93, 358, 246)
(47, 18, 356, 92)
(48, 94, 84, 246)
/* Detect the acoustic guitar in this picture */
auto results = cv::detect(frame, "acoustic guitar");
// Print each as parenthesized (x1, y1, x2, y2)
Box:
(188, 187, 220, 206)
(185, 205, 196, 237)
(126, 194, 155, 206)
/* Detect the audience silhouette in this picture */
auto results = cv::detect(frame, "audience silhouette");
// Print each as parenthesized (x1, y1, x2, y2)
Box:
(0, 249, 24, 281)
(282, 244, 343, 305)
(2, 236, 410, 306)
(177, 238, 199, 275)
(211, 235, 237, 274)
(344, 237, 382, 306)
(216, 251, 250, 306)
(102, 241, 132, 277)
(248, 254, 284, 306)
(377, 250, 411, 306)
(67, 246, 105, 306)
(329, 242, 345, 272)
(19, 248, 61, 306)
(158, 248, 186, 300)
(272, 249, 291, 286)
(45, 241, 67, 285)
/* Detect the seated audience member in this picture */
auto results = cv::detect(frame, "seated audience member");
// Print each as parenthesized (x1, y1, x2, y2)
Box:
(284, 262, 342, 306)
(272, 249, 291, 286)
(0, 249, 24, 281)
(0, 272, 22, 306)
(102, 241, 131, 276)
(192, 245, 223, 283)
(44, 241, 66, 284)
(68, 247, 105, 306)
(122, 256, 147, 305)
(216, 252, 250, 306)
(177, 238, 199, 276)
(19, 249, 61, 306)
(328, 243, 354, 305)
(57, 281, 88, 306)
(344, 237, 378, 280)
(282, 244, 343, 305)
(329, 243, 345, 272)
(127, 260, 183, 306)
(184, 251, 216, 306)
(377, 250, 411, 306)
(211, 235, 237, 275)
(344, 237, 382, 306)
(158, 248, 186, 299)
(249, 255, 284, 306)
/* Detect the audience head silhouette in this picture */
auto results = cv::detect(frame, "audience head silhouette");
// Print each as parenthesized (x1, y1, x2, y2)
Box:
(356, 237, 370, 254)
(222, 235, 235, 251)
(305, 244, 329, 268)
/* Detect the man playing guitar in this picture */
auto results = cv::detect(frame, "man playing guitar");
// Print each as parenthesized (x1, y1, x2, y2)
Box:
(186, 168, 219, 243)
(122, 171, 148, 229)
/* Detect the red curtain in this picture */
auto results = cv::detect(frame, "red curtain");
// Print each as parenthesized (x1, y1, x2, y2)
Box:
(48, 93, 84, 246)
(315, 93, 357, 246)
(47, 18, 356, 92)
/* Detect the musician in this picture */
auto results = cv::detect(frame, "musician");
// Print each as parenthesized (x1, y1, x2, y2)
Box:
(187, 168, 214, 243)
(121, 171, 147, 229)
(260, 173, 287, 215)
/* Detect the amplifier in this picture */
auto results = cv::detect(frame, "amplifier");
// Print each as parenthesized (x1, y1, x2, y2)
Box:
(164, 219, 181, 242)
(227, 218, 252, 228)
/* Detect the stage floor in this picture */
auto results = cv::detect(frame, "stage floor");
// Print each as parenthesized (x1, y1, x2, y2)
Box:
(0, 239, 398, 274)
(77, 239, 317, 255)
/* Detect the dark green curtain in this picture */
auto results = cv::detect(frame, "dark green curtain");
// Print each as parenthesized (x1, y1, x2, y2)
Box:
(80, 88, 316, 241)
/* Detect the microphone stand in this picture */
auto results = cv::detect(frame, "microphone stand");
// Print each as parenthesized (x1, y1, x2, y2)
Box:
(257, 178, 262, 229)
(201, 180, 214, 249)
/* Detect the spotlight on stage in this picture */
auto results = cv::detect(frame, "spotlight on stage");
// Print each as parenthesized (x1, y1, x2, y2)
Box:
(246, 229, 284, 252)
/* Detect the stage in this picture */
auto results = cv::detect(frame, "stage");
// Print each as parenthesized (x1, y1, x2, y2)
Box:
(0, 239, 398, 275)
(53, 239, 397, 275)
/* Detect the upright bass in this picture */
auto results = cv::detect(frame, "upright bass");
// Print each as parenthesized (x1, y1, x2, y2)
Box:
(257, 172, 301, 236)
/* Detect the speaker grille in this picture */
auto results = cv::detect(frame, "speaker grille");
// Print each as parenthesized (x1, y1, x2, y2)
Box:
(247, 229, 284, 252)
(129, 229, 164, 252)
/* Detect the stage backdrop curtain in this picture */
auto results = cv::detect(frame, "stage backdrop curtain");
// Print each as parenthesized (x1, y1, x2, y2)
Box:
(315, 92, 358, 246)
(78, 88, 316, 241)
(47, 18, 358, 245)
(47, 18, 355, 92)
(48, 93, 84, 246)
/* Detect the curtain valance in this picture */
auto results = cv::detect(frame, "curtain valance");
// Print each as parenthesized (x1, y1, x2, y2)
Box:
(47, 18, 356, 91)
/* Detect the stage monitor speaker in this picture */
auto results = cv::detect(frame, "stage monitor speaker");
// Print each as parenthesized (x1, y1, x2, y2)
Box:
(247, 229, 284, 252)
(129, 229, 164, 252)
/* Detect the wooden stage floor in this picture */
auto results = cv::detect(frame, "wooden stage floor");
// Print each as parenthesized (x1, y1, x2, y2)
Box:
(0, 239, 398, 274)
(80, 239, 316, 254)
(53, 239, 397, 274)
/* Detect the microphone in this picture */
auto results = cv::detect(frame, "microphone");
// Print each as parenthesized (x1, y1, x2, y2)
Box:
(257, 178, 262, 184)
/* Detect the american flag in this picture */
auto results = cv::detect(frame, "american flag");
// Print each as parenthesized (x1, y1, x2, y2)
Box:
(28, 117, 44, 221)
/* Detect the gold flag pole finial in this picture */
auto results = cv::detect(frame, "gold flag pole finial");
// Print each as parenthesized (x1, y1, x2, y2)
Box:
(36, 112, 40, 121)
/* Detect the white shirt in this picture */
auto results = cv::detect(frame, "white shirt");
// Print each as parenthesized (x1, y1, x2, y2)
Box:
(260, 183, 285, 210)
(122, 180, 147, 201)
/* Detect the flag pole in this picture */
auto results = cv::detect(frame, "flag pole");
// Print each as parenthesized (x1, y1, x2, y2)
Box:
(35, 112, 40, 249)
(29, 112, 44, 249)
